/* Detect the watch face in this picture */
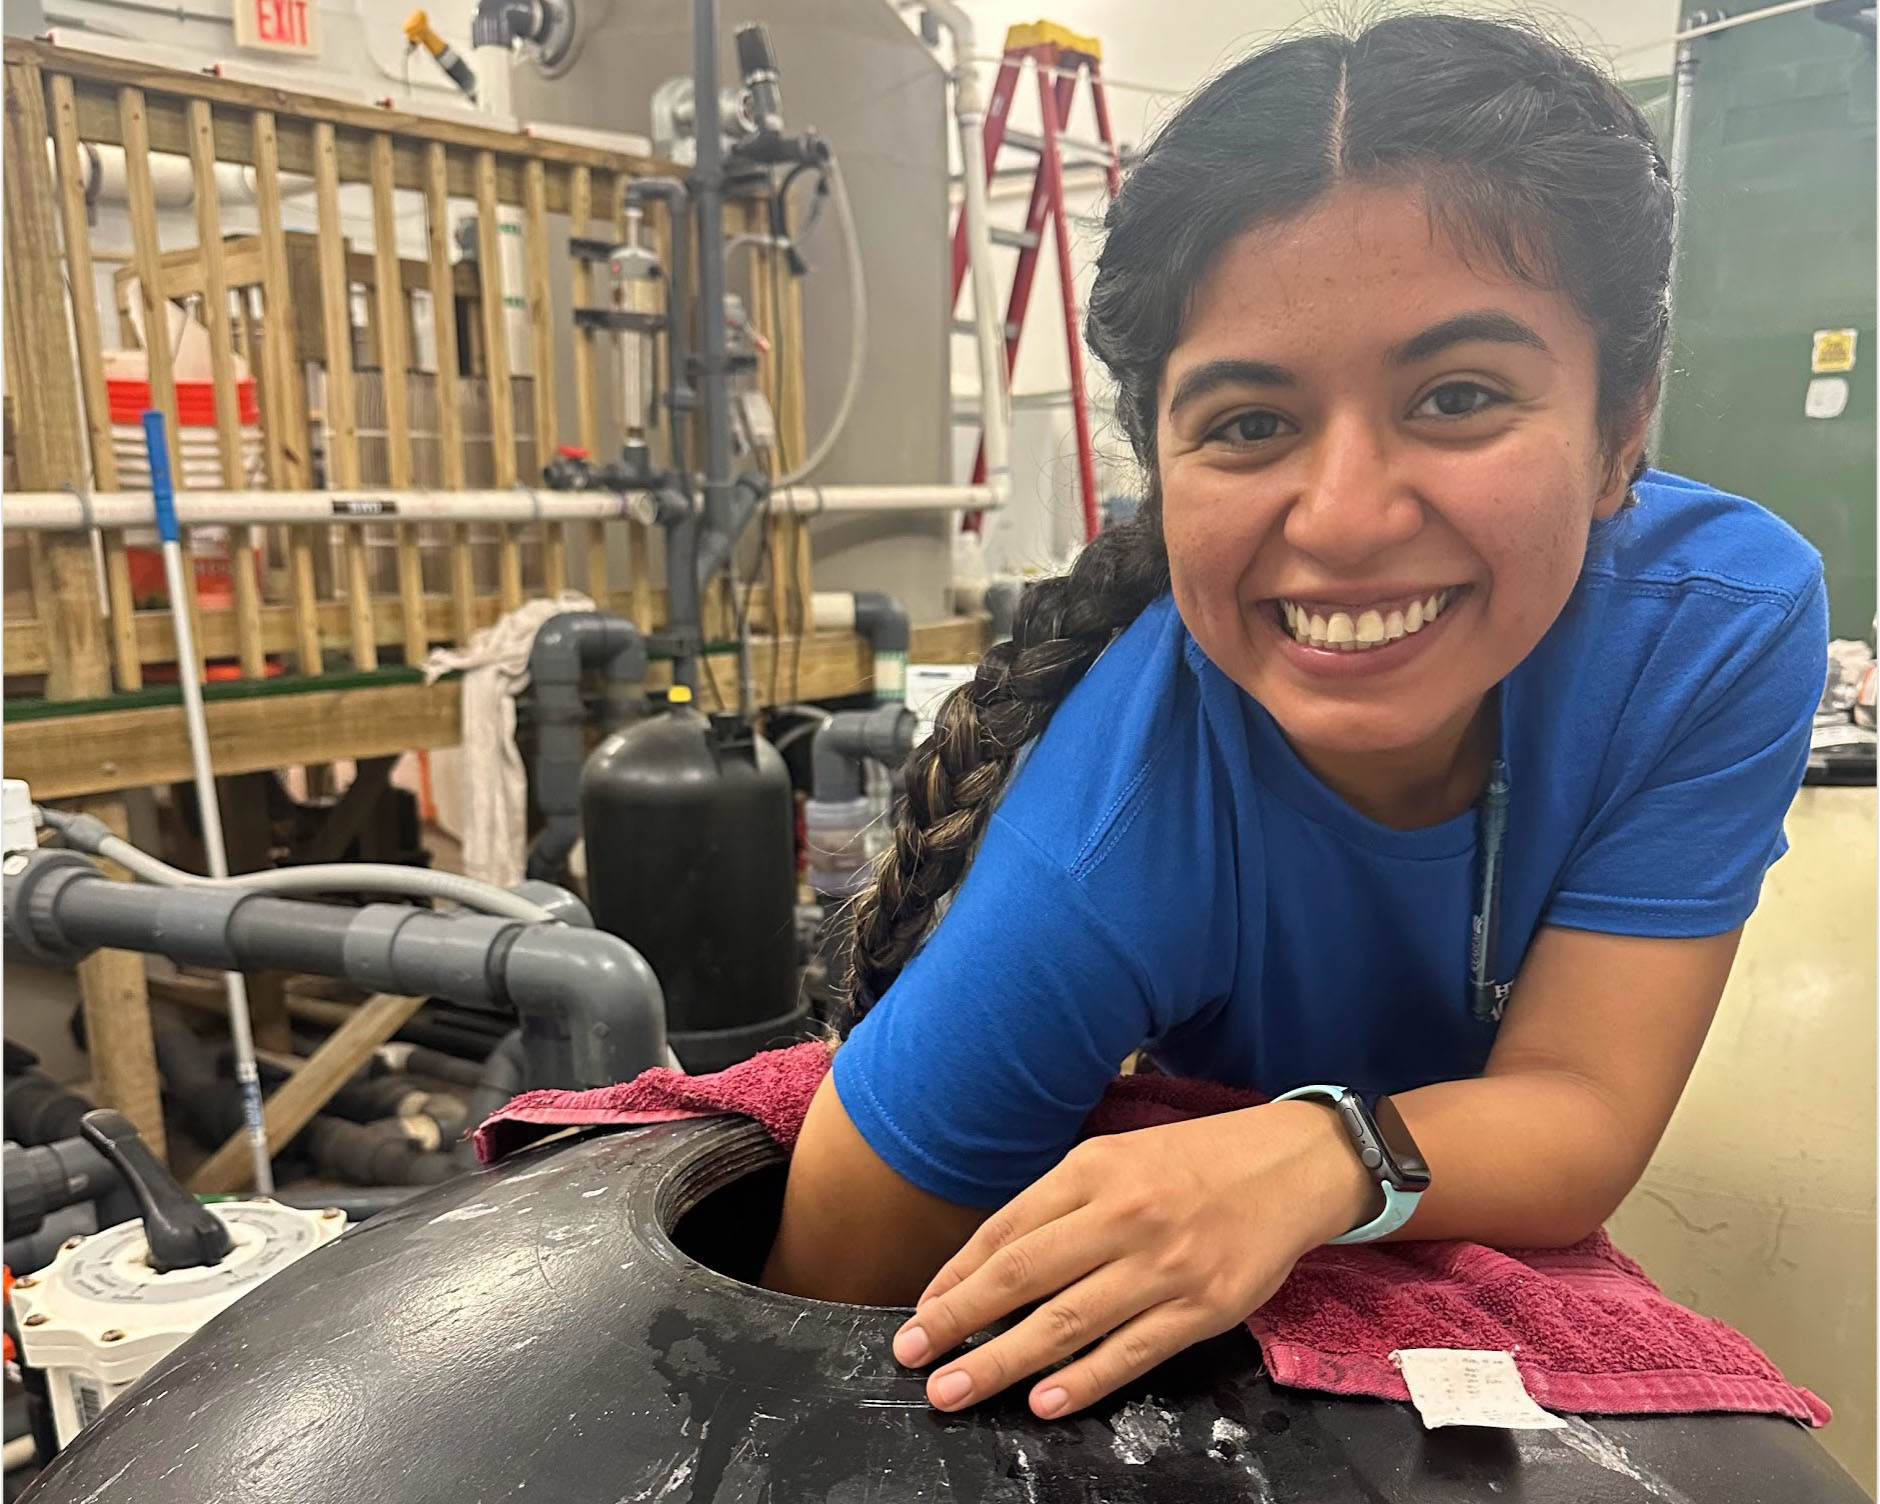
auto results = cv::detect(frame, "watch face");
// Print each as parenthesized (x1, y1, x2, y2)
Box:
(1367, 1094, 1432, 1191)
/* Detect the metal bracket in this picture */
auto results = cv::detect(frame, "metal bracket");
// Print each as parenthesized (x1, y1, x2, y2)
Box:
(573, 308, 666, 335)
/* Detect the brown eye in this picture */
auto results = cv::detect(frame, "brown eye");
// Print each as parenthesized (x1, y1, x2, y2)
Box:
(1415, 382, 1505, 419)
(1209, 411, 1289, 445)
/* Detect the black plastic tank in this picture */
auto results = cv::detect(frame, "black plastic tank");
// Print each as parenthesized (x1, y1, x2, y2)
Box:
(19, 1118, 1867, 1504)
(581, 696, 806, 1071)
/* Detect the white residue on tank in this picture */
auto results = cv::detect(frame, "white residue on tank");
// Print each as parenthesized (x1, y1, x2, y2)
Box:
(1009, 1443, 1040, 1503)
(429, 1203, 499, 1224)
(1207, 1417, 1275, 1501)
(1549, 1418, 1695, 1504)
(582, 1187, 608, 1197)
(1109, 1400, 1180, 1464)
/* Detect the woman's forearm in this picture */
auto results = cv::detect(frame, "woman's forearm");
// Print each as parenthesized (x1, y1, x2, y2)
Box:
(1381, 1070, 1648, 1247)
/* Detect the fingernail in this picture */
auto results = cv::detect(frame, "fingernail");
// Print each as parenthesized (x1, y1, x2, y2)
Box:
(893, 1325, 931, 1366)
(932, 1369, 973, 1408)
(1033, 1386, 1070, 1419)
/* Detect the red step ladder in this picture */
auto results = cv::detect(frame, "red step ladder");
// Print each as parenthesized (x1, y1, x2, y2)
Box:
(950, 21, 1123, 541)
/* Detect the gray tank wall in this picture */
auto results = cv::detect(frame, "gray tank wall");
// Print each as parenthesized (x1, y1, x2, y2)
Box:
(512, 0, 957, 621)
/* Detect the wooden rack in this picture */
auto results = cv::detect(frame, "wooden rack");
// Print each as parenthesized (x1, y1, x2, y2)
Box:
(1, 39, 986, 1161)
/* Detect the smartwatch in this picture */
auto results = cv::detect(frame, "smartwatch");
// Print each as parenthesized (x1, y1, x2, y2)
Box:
(1273, 1084, 1431, 1244)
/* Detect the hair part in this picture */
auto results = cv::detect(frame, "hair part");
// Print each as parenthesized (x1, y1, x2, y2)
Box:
(841, 12, 1674, 1021)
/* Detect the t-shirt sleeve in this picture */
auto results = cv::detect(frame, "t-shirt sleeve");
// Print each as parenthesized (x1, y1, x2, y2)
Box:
(1547, 574, 1828, 938)
(831, 813, 1165, 1208)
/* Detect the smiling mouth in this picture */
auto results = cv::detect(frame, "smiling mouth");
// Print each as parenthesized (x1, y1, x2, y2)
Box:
(1272, 588, 1465, 652)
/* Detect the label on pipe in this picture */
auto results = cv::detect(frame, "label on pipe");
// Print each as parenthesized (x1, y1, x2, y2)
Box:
(331, 497, 400, 517)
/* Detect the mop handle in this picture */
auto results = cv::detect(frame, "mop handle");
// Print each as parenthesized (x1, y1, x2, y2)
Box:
(142, 409, 179, 545)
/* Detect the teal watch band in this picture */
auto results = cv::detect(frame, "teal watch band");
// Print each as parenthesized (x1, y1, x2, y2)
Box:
(1273, 1083, 1424, 1245)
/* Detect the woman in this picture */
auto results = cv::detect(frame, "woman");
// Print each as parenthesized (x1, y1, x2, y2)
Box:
(763, 13, 1828, 1425)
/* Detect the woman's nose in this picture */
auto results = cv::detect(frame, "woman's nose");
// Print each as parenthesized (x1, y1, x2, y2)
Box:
(1281, 411, 1425, 569)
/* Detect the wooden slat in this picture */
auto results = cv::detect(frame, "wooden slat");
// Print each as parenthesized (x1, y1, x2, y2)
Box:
(252, 110, 323, 677)
(6, 59, 112, 703)
(475, 149, 523, 609)
(370, 132, 427, 665)
(48, 72, 142, 691)
(190, 992, 427, 1194)
(423, 142, 476, 646)
(620, 172, 655, 630)
(567, 165, 611, 603)
(776, 233, 814, 666)
(187, 98, 266, 680)
(523, 158, 565, 593)
(6, 619, 990, 799)
(118, 87, 183, 480)
(312, 120, 377, 672)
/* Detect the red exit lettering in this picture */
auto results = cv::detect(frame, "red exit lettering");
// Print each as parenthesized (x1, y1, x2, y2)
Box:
(255, 0, 309, 48)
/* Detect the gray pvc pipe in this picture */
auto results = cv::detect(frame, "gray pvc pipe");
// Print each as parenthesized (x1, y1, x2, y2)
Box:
(811, 704, 917, 803)
(4, 852, 669, 1091)
(525, 611, 648, 883)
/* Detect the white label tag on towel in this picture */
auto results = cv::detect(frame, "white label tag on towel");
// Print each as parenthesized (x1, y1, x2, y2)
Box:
(1391, 1349, 1567, 1431)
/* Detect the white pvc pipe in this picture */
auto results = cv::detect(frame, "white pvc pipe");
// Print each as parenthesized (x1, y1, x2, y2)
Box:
(6, 483, 1001, 530)
(919, 0, 1012, 505)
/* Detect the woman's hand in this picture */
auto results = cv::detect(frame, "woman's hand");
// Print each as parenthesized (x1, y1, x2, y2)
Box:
(890, 1099, 1379, 1418)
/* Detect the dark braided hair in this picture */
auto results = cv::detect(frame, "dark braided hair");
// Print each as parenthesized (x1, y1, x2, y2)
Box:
(843, 14, 1674, 1020)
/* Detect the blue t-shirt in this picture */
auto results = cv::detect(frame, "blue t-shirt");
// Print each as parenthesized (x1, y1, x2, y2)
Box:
(833, 471, 1829, 1208)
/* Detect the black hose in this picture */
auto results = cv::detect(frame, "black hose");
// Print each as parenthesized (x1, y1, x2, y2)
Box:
(395, 1046, 483, 1089)
(305, 1117, 458, 1187)
(2, 1072, 94, 1147)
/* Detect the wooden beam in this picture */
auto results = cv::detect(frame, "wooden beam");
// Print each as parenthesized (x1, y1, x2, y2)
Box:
(313, 120, 376, 672)
(117, 87, 182, 479)
(190, 992, 427, 1194)
(474, 150, 523, 609)
(16, 40, 667, 180)
(251, 110, 324, 678)
(420, 142, 477, 649)
(48, 75, 142, 692)
(523, 157, 564, 593)
(369, 133, 426, 666)
(5, 619, 990, 799)
(187, 97, 267, 681)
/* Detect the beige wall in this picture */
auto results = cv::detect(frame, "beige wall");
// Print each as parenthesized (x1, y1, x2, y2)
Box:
(1610, 787, 1876, 1494)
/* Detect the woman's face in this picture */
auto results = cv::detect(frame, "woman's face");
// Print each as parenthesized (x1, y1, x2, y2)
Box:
(1157, 182, 1642, 770)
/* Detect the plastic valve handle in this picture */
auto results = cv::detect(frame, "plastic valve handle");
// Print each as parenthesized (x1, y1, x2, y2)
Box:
(80, 1108, 234, 1273)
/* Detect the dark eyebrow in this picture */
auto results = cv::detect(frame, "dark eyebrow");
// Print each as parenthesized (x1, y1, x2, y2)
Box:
(1166, 358, 1296, 418)
(1386, 310, 1551, 367)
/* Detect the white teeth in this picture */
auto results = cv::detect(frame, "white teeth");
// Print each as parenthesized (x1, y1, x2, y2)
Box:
(1280, 589, 1456, 650)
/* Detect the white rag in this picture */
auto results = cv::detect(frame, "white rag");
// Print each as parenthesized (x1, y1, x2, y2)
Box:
(422, 591, 594, 888)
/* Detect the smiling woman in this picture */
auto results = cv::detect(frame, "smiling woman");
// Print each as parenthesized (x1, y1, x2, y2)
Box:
(763, 12, 1830, 1428)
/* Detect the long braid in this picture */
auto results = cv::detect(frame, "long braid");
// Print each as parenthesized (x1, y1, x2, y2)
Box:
(843, 515, 1169, 1019)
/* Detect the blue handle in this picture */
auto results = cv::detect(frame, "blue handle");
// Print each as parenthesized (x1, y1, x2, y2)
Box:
(141, 409, 179, 545)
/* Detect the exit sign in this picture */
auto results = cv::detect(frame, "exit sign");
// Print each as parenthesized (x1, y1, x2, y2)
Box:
(233, 0, 321, 57)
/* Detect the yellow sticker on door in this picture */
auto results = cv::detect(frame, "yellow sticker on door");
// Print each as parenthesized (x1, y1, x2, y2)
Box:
(1811, 329, 1858, 374)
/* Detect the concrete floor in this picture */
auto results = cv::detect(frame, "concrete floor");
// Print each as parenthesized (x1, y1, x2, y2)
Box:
(1609, 786, 1876, 1494)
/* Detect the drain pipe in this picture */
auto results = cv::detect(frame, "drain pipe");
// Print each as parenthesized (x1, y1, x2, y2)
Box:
(804, 704, 916, 902)
(6, 851, 668, 1092)
(811, 591, 910, 701)
(525, 611, 647, 882)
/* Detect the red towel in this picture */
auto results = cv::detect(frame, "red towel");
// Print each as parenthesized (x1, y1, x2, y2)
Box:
(473, 1044, 1829, 1426)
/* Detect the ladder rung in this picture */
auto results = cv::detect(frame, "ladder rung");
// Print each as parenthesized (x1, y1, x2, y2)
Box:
(990, 226, 1041, 250)
(952, 318, 1021, 340)
(1001, 129, 1114, 165)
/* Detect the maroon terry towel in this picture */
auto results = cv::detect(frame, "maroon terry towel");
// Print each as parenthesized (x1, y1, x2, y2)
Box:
(471, 1044, 1829, 1427)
